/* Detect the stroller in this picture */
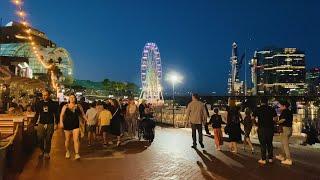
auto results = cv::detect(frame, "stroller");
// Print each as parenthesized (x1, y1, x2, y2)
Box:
(138, 115, 155, 143)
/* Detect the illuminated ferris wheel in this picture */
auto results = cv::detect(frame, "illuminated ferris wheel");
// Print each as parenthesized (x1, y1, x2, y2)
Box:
(140, 43, 164, 105)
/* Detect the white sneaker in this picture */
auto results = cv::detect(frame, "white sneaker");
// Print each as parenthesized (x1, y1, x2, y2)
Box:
(108, 141, 114, 145)
(65, 151, 70, 159)
(268, 159, 273, 163)
(258, 159, 266, 165)
(276, 155, 285, 161)
(74, 154, 81, 160)
(281, 159, 292, 165)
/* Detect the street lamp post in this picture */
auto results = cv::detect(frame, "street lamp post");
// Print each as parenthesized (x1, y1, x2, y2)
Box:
(172, 80, 175, 127)
(168, 73, 182, 127)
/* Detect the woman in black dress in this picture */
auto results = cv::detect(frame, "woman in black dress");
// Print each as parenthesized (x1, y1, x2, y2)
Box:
(226, 99, 242, 153)
(109, 99, 122, 146)
(241, 108, 254, 153)
(59, 94, 87, 160)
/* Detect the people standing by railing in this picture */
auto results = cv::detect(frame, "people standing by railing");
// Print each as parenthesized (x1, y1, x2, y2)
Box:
(185, 93, 208, 149)
(276, 100, 293, 165)
(252, 97, 277, 165)
(35, 89, 59, 159)
(208, 108, 224, 151)
(59, 94, 88, 160)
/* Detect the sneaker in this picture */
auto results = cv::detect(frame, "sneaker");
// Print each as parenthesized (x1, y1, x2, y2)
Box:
(38, 153, 44, 159)
(65, 151, 71, 159)
(116, 141, 121, 147)
(108, 141, 114, 145)
(200, 143, 205, 148)
(268, 159, 273, 163)
(281, 159, 292, 165)
(216, 148, 221, 151)
(74, 154, 81, 160)
(44, 153, 50, 159)
(258, 159, 266, 165)
(276, 155, 285, 161)
(191, 145, 197, 149)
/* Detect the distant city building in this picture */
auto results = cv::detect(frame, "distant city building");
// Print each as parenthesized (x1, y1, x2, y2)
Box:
(0, 21, 73, 84)
(306, 67, 320, 96)
(228, 42, 244, 95)
(250, 48, 306, 95)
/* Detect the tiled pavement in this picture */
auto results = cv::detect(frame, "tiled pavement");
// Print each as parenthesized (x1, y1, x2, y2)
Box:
(17, 127, 320, 180)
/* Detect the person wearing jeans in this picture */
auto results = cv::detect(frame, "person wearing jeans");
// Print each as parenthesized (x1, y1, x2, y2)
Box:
(35, 90, 59, 159)
(37, 123, 54, 156)
(276, 100, 293, 165)
(185, 93, 208, 149)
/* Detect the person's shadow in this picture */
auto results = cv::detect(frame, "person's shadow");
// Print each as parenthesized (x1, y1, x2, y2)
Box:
(118, 140, 150, 154)
(194, 149, 243, 179)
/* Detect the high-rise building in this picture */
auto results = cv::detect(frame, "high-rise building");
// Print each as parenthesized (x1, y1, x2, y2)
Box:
(0, 21, 73, 84)
(228, 42, 244, 95)
(250, 48, 306, 96)
(306, 67, 320, 96)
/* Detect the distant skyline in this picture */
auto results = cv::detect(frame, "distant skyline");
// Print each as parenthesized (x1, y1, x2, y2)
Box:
(1, 0, 319, 95)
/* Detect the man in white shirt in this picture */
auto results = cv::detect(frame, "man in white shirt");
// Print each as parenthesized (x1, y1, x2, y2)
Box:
(86, 102, 98, 146)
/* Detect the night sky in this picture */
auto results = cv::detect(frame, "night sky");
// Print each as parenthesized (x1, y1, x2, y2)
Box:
(1, 0, 319, 95)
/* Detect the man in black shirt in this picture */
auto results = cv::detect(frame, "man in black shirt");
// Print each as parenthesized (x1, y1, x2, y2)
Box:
(252, 97, 278, 165)
(35, 90, 59, 159)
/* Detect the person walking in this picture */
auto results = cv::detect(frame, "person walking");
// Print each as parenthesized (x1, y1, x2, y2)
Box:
(59, 94, 88, 160)
(252, 97, 278, 165)
(185, 93, 208, 149)
(35, 90, 59, 159)
(241, 108, 254, 153)
(98, 102, 113, 147)
(86, 102, 98, 147)
(109, 99, 122, 147)
(276, 100, 293, 165)
(208, 108, 224, 150)
(203, 100, 211, 135)
(226, 99, 242, 153)
(126, 98, 139, 138)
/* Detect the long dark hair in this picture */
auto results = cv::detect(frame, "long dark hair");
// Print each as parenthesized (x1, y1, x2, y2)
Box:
(68, 94, 78, 104)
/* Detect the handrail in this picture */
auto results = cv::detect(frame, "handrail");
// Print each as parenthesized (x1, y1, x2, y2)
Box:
(0, 127, 19, 150)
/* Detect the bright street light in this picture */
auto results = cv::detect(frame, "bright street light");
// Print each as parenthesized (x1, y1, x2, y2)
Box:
(167, 72, 183, 127)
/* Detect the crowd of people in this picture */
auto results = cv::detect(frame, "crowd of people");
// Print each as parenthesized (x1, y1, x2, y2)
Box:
(4, 89, 320, 166)
(26, 90, 155, 161)
(185, 94, 320, 166)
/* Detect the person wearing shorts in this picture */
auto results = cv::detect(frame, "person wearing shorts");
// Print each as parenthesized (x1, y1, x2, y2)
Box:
(86, 102, 98, 146)
(98, 104, 112, 147)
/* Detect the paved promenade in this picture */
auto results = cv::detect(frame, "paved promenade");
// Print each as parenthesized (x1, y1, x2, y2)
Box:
(17, 127, 320, 180)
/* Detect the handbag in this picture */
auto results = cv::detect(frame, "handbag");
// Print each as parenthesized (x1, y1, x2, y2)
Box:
(224, 124, 230, 134)
(274, 124, 283, 134)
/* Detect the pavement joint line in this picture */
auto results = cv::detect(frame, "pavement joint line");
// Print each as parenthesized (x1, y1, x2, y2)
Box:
(81, 155, 125, 160)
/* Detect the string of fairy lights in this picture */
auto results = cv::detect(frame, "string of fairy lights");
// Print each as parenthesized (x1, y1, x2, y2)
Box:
(11, 0, 58, 90)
